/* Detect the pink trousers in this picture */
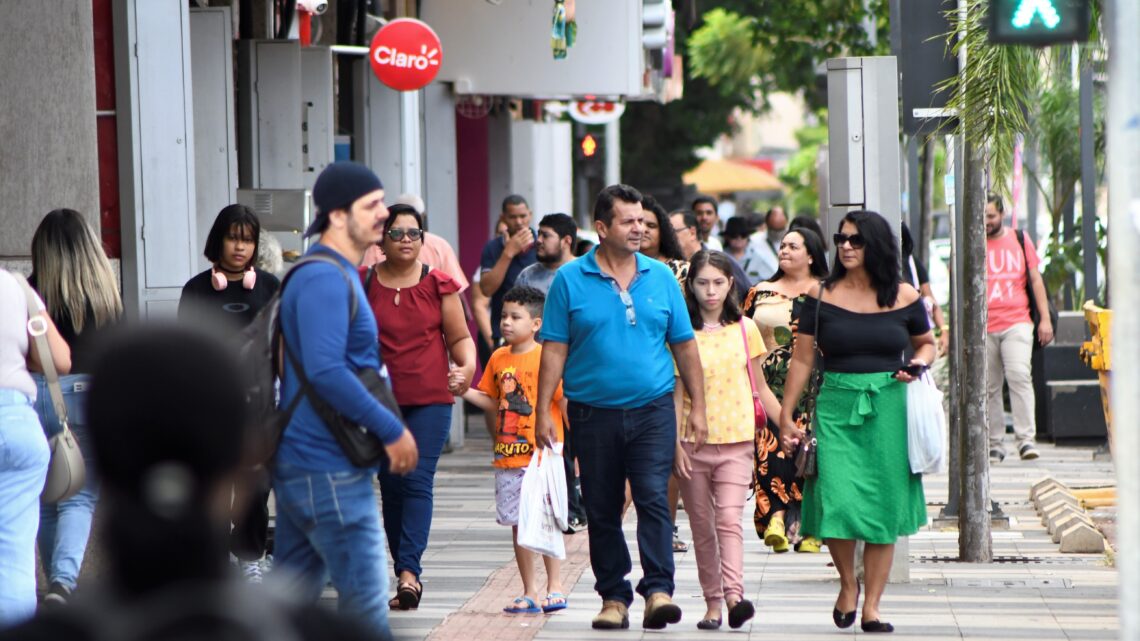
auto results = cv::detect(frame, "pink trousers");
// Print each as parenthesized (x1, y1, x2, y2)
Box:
(677, 440, 753, 608)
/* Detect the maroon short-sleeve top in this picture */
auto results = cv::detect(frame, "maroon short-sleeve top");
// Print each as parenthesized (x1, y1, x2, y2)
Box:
(361, 265, 461, 406)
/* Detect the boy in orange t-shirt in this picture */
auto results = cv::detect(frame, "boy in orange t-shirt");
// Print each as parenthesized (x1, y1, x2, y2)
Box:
(465, 286, 567, 614)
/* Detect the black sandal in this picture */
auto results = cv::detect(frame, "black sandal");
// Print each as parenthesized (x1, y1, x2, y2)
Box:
(727, 599, 755, 629)
(861, 619, 894, 633)
(394, 581, 422, 610)
(832, 583, 859, 629)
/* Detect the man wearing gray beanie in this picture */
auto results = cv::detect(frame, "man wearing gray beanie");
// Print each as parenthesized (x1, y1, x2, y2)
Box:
(276, 161, 418, 639)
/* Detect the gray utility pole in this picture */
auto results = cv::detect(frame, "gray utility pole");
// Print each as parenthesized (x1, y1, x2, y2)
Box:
(954, 0, 992, 562)
(1106, 1, 1140, 638)
(1078, 59, 1098, 303)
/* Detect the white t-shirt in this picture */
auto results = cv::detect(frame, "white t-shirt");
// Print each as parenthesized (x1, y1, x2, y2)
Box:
(0, 269, 41, 398)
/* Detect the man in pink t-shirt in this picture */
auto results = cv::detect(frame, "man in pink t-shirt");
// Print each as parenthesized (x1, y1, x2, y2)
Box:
(984, 194, 1054, 462)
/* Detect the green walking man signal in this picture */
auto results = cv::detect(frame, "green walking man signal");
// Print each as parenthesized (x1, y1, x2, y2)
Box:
(988, 0, 1090, 45)
(1012, 0, 1060, 29)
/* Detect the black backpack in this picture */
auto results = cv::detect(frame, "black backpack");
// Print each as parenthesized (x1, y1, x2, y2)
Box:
(237, 254, 359, 466)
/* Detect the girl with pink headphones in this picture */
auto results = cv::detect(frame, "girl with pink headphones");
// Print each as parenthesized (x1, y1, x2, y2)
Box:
(178, 204, 281, 330)
(178, 204, 281, 584)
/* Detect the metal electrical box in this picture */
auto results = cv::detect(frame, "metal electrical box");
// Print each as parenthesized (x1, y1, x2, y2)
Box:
(236, 188, 312, 257)
(354, 59, 422, 198)
(190, 6, 239, 272)
(238, 40, 303, 189)
(300, 47, 335, 190)
(114, 0, 199, 318)
(825, 57, 903, 235)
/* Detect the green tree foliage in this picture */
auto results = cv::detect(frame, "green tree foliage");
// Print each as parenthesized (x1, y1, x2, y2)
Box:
(940, 1, 1105, 308)
(620, 74, 745, 194)
(688, 1, 890, 110)
(622, 0, 890, 194)
(937, 0, 1041, 188)
(778, 112, 828, 216)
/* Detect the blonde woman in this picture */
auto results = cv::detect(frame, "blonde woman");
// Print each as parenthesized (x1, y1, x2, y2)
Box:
(28, 209, 122, 606)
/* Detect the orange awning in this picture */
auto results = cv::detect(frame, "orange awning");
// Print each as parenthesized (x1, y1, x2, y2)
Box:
(682, 158, 783, 194)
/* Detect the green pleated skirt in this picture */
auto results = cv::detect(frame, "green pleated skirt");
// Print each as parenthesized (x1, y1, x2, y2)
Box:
(801, 371, 927, 544)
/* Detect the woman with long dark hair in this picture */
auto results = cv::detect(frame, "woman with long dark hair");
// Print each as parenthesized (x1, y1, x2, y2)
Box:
(779, 211, 934, 633)
(28, 209, 123, 606)
(179, 204, 281, 584)
(673, 251, 780, 630)
(639, 195, 688, 283)
(363, 205, 476, 610)
(741, 228, 829, 554)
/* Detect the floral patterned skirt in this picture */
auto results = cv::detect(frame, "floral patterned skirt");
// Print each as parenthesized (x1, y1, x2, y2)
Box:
(752, 342, 818, 542)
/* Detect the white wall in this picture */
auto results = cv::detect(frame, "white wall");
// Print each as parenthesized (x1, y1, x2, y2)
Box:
(420, 1, 646, 99)
(510, 121, 573, 219)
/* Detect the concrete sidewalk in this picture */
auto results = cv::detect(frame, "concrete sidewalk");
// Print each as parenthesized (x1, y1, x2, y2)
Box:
(387, 423, 1118, 641)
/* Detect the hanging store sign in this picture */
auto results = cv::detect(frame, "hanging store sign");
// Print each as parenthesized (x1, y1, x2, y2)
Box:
(369, 18, 443, 91)
(569, 100, 625, 124)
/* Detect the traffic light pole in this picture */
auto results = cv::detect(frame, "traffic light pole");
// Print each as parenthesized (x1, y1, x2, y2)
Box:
(1105, 1, 1140, 638)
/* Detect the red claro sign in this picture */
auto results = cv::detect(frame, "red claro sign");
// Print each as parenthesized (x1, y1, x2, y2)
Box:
(369, 18, 442, 91)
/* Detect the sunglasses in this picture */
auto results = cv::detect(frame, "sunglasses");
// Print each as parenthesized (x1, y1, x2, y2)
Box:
(619, 290, 637, 326)
(833, 232, 866, 249)
(386, 228, 424, 242)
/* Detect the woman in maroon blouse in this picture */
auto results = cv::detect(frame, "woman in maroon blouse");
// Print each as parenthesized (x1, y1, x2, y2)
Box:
(361, 204, 476, 611)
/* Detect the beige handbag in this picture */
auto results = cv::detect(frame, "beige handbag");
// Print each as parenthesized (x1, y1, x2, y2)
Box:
(14, 274, 86, 503)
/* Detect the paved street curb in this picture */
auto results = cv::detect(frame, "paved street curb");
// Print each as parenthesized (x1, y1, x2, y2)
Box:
(425, 526, 592, 641)
(1031, 476, 1108, 553)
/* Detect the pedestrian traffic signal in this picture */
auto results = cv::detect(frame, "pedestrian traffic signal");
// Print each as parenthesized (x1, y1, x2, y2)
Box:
(988, 0, 1090, 45)
(580, 134, 598, 158)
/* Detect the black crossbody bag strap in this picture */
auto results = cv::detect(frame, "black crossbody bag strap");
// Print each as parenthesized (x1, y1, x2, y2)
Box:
(279, 255, 359, 423)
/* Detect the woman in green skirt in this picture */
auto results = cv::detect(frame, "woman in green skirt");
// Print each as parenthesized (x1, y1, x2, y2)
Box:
(777, 210, 936, 634)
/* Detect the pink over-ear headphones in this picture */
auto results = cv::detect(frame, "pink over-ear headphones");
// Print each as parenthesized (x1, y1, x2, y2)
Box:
(211, 267, 257, 291)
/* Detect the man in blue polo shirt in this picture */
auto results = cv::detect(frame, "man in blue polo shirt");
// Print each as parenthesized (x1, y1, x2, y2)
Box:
(535, 184, 708, 631)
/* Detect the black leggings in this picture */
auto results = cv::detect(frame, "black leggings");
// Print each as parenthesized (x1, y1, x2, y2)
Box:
(230, 466, 272, 561)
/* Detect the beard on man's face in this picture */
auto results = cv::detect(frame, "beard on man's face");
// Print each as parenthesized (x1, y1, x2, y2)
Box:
(537, 247, 561, 265)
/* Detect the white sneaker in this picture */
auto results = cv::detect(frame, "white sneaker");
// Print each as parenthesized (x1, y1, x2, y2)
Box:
(241, 560, 263, 584)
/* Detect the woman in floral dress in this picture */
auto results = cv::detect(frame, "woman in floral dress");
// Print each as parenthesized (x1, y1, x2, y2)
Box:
(742, 227, 829, 552)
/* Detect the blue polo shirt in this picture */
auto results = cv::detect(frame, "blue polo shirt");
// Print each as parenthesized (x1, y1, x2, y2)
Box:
(540, 247, 694, 409)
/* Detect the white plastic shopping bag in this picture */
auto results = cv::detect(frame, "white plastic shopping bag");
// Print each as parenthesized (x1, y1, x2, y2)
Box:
(907, 373, 947, 474)
(517, 446, 567, 559)
(544, 443, 569, 531)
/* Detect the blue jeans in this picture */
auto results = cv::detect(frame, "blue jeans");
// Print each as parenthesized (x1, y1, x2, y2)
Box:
(272, 463, 392, 641)
(33, 374, 99, 591)
(378, 403, 452, 579)
(0, 389, 50, 626)
(569, 393, 676, 606)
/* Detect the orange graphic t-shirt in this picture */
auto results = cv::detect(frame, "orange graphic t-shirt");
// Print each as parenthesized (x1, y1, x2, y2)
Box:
(478, 345, 564, 469)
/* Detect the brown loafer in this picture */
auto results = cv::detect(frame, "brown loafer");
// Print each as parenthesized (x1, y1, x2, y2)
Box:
(643, 592, 682, 629)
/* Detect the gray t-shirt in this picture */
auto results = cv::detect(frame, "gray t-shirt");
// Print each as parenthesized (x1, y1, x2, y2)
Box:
(514, 263, 560, 295)
(0, 269, 40, 398)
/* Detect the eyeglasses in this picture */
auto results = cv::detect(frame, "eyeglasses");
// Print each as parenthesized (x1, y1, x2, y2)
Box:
(618, 290, 637, 326)
(672, 227, 689, 235)
(386, 228, 424, 242)
(833, 232, 866, 249)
